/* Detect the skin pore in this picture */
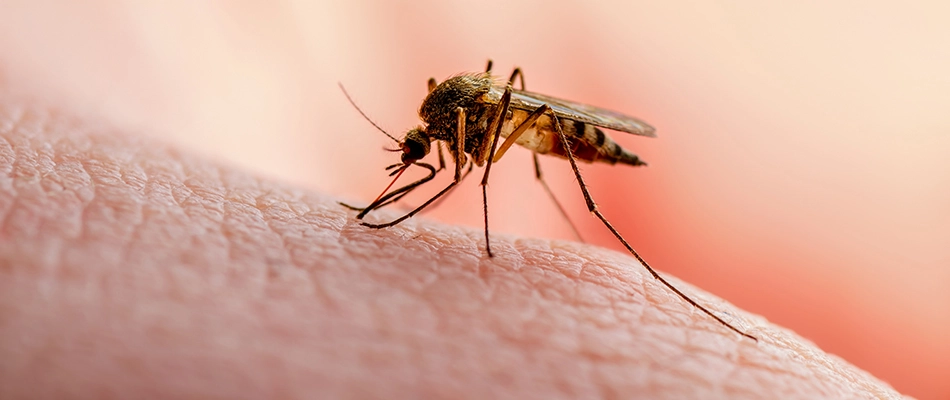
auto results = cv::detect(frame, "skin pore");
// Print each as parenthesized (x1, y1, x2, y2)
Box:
(0, 96, 903, 398)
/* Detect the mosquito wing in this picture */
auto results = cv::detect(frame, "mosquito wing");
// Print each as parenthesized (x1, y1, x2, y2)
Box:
(485, 85, 657, 137)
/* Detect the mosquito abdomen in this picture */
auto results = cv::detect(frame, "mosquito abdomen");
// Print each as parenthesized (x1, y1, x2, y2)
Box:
(504, 110, 646, 166)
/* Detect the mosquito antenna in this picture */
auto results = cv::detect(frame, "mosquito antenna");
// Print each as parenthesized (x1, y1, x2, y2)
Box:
(338, 82, 400, 143)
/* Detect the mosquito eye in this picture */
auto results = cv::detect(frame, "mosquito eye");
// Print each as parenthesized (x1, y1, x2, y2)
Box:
(401, 139, 428, 163)
(407, 141, 421, 156)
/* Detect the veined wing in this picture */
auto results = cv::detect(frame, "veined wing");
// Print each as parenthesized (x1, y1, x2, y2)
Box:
(485, 85, 657, 137)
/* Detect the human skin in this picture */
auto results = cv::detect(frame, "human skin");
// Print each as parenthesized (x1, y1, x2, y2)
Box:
(2, 2, 948, 395)
(0, 97, 906, 398)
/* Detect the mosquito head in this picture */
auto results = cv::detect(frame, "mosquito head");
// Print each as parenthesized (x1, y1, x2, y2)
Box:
(401, 127, 431, 164)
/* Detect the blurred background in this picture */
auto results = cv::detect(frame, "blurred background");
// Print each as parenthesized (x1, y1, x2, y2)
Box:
(1, 1, 947, 398)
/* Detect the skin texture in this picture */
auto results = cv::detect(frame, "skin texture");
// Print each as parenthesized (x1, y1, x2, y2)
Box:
(0, 97, 906, 399)
(2, 3, 948, 396)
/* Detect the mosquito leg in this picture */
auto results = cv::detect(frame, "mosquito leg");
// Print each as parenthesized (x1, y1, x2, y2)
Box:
(366, 157, 469, 217)
(508, 68, 525, 90)
(492, 104, 547, 163)
(346, 163, 437, 217)
(339, 202, 365, 211)
(345, 163, 436, 214)
(427, 160, 473, 210)
(504, 65, 580, 240)
(436, 142, 446, 171)
(531, 153, 585, 242)
(350, 158, 464, 219)
(484, 101, 583, 242)
(503, 66, 579, 239)
(547, 111, 757, 341)
(486, 60, 525, 89)
(482, 97, 583, 242)
(362, 111, 469, 228)
(460, 159, 475, 180)
(404, 107, 469, 215)
(361, 175, 428, 212)
(454, 108, 466, 181)
(420, 160, 475, 213)
(361, 180, 459, 229)
(476, 85, 514, 258)
(359, 163, 437, 215)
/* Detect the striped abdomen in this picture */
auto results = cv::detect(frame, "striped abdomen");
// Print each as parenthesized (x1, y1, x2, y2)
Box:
(500, 109, 646, 166)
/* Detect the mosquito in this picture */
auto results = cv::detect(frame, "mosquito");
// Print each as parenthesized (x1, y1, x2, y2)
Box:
(340, 60, 757, 341)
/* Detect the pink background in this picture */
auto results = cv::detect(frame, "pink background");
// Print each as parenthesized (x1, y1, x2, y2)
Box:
(1, 2, 947, 398)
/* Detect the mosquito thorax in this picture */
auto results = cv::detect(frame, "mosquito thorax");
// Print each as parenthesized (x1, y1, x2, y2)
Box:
(401, 128, 431, 164)
(419, 74, 493, 130)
